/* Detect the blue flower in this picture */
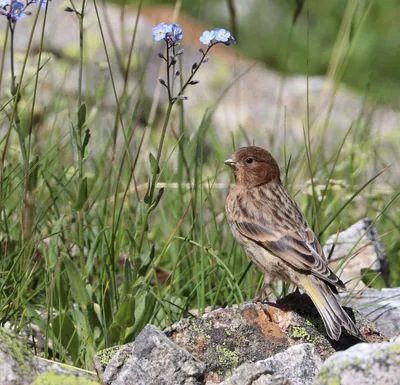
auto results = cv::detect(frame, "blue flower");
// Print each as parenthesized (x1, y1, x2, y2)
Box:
(152, 22, 168, 42)
(169, 23, 183, 41)
(10, 1, 25, 20)
(0, 0, 9, 7)
(214, 28, 231, 43)
(199, 30, 215, 45)
(35, 0, 48, 8)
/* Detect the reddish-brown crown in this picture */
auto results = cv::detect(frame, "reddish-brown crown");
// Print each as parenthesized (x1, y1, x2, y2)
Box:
(225, 146, 281, 187)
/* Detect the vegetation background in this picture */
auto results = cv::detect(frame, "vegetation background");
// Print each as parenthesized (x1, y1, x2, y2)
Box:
(0, 0, 399, 373)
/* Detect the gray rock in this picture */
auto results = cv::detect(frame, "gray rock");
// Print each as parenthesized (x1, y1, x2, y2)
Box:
(342, 287, 400, 339)
(324, 218, 390, 290)
(212, 362, 292, 385)
(0, 326, 99, 385)
(103, 324, 206, 385)
(216, 344, 322, 385)
(313, 338, 400, 385)
(258, 344, 323, 385)
(0, 328, 35, 385)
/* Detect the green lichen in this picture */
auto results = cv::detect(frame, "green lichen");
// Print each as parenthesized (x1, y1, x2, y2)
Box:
(95, 345, 120, 367)
(290, 326, 325, 345)
(215, 345, 239, 370)
(316, 367, 340, 385)
(389, 344, 400, 355)
(32, 371, 99, 385)
(0, 327, 34, 375)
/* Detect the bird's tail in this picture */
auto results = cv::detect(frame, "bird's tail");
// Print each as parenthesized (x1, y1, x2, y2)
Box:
(297, 274, 363, 341)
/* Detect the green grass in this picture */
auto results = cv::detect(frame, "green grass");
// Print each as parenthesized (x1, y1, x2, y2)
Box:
(0, 0, 399, 372)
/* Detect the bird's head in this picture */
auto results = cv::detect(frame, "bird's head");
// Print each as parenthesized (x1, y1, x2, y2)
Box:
(224, 146, 281, 187)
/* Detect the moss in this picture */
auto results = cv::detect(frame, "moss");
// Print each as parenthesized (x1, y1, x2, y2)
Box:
(0, 327, 34, 375)
(32, 371, 99, 385)
(95, 346, 120, 367)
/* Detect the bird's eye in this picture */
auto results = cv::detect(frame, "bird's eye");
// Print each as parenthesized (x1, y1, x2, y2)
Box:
(245, 158, 254, 164)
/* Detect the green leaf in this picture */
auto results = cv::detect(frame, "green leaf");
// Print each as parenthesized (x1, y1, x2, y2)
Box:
(28, 155, 40, 191)
(125, 290, 156, 342)
(85, 228, 107, 276)
(149, 188, 164, 212)
(48, 216, 65, 268)
(126, 229, 137, 250)
(63, 255, 90, 310)
(73, 177, 88, 212)
(121, 258, 134, 299)
(138, 245, 155, 277)
(115, 294, 136, 329)
(81, 129, 91, 158)
(360, 268, 386, 289)
(77, 102, 86, 132)
(52, 313, 79, 363)
(143, 180, 151, 204)
(149, 153, 160, 175)
(52, 261, 69, 311)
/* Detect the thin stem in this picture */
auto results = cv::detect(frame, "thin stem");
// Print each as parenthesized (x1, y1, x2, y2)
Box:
(136, 102, 173, 256)
(176, 44, 212, 99)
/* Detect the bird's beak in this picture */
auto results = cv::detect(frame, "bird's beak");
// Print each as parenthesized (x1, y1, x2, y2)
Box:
(224, 158, 236, 167)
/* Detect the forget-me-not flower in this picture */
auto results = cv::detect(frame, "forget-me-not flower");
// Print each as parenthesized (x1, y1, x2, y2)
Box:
(199, 30, 215, 45)
(214, 28, 231, 43)
(10, 1, 25, 20)
(152, 22, 168, 42)
(169, 23, 183, 41)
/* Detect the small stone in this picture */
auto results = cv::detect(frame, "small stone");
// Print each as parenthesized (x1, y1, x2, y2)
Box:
(342, 287, 400, 339)
(324, 218, 390, 290)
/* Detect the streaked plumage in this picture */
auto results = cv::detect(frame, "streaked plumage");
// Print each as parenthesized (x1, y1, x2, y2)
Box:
(224, 146, 362, 340)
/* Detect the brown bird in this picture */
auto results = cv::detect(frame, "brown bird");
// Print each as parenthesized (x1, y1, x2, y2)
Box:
(224, 146, 362, 340)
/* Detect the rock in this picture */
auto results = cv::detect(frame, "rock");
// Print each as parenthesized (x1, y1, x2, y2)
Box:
(214, 344, 322, 385)
(102, 324, 206, 385)
(313, 338, 400, 385)
(324, 218, 390, 290)
(342, 287, 400, 339)
(257, 344, 322, 385)
(165, 294, 385, 382)
(212, 362, 291, 385)
(0, 327, 36, 385)
(0, 327, 99, 385)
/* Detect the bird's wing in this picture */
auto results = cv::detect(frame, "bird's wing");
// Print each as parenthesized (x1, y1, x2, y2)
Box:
(234, 193, 345, 289)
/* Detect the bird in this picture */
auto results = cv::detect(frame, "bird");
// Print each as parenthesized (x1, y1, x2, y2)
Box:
(224, 145, 362, 341)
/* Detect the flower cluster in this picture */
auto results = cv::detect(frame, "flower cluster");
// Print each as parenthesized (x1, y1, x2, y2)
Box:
(199, 28, 235, 46)
(0, 0, 49, 21)
(152, 21, 235, 104)
(152, 22, 184, 44)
